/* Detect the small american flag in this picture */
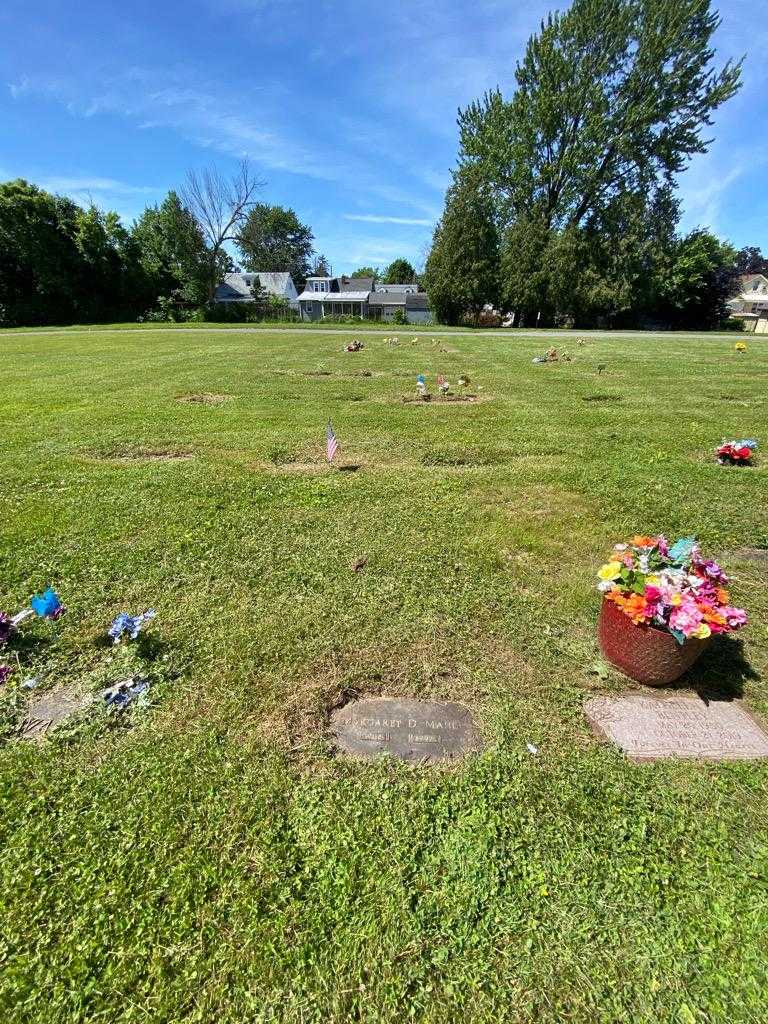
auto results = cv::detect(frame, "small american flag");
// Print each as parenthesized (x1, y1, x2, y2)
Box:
(326, 420, 338, 463)
(437, 374, 446, 388)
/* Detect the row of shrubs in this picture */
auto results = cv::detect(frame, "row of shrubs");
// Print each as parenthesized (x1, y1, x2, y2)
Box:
(138, 298, 301, 324)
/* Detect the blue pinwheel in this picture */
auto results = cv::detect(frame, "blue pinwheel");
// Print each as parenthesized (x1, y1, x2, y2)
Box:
(30, 588, 65, 620)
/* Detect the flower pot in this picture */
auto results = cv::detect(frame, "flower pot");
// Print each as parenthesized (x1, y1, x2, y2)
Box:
(598, 597, 710, 687)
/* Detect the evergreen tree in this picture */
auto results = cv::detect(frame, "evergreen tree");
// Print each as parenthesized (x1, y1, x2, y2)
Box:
(424, 175, 499, 325)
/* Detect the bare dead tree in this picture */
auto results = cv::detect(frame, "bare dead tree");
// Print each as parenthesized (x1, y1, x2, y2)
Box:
(182, 160, 264, 300)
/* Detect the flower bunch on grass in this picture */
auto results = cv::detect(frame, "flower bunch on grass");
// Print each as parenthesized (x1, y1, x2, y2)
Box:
(716, 439, 757, 465)
(597, 536, 747, 644)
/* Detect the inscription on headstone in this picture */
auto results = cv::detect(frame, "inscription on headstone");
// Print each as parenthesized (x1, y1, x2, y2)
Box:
(585, 695, 768, 762)
(330, 697, 482, 763)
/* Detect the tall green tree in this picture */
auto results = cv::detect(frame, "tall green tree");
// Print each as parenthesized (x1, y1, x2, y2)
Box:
(0, 179, 81, 326)
(351, 266, 381, 280)
(131, 191, 208, 305)
(237, 203, 315, 288)
(458, 0, 741, 232)
(732, 246, 768, 278)
(382, 258, 416, 283)
(424, 175, 500, 325)
(656, 229, 736, 329)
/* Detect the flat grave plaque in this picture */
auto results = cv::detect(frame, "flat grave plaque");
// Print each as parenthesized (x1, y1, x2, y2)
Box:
(330, 697, 482, 763)
(585, 695, 768, 762)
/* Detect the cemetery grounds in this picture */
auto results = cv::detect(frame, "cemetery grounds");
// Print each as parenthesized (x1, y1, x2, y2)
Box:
(0, 325, 767, 1023)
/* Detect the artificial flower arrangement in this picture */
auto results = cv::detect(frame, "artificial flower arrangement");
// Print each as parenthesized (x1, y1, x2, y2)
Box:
(598, 536, 747, 644)
(0, 588, 66, 684)
(734, 341, 747, 353)
(108, 609, 157, 644)
(716, 438, 757, 466)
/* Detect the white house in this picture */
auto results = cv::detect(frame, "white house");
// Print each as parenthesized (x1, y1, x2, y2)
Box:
(214, 272, 299, 309)
(728, 273, 768, 333)
(296, 276, 431, 323)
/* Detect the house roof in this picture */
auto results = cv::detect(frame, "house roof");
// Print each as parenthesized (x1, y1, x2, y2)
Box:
(214, 271, 295, 301)
(368, 292, 406, 306)
(406, 292, 430, 310)
(297, 291, 369, 302)
(340, 276, 374, 292)
(374, 283, 417, 293)
(254, 272, 293, 293)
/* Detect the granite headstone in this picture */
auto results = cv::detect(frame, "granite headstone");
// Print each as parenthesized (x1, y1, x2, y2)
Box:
(585, 694, 768, 762)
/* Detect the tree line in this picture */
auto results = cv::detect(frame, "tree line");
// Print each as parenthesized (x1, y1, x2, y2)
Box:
(424, 0, 759, 330)
(0, 165, 415, 328)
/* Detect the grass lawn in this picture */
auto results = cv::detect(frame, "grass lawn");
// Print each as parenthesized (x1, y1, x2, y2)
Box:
(1, 326, 767, 1023)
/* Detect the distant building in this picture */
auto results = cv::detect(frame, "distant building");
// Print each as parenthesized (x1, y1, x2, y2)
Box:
(728, 274, 768, 333)
(214, 272, 299, 309)
(296, 276, 431, 323)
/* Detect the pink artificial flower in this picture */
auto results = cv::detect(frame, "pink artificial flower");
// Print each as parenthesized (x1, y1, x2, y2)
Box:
(669, 599, 704, 638)
(722, 606, 748, 629)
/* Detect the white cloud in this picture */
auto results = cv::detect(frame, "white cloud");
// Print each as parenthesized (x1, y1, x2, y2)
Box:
(39, 176, 158, 195)
(343, 214, 434, 226)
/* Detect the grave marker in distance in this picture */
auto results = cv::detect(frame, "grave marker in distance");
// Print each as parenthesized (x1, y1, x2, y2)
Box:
(330, 697, 482, 763)
(585, 694, 768, 762)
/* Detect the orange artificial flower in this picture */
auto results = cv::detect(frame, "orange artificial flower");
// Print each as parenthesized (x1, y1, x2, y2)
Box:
(630, 535, 657, 548)
(608, 590, 648, 624)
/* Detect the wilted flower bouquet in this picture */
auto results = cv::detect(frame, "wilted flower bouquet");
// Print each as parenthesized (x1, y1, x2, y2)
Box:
(716, 439, 757, 465)
(598, 536, 747, 644)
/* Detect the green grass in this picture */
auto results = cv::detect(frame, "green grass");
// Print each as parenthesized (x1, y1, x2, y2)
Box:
(0, 326, 767, 1023)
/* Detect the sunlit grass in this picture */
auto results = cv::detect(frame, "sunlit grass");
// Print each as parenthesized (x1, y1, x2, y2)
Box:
(1, 327, 766, 1023)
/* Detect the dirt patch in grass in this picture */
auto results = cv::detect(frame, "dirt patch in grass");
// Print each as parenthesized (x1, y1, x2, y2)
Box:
(724, 547, 768, 567)
(18, 686, 93, 741)
(246, 640, 490, 761)
(582, 393, 622, 403)
(239, 636, 571, 768)
(88, 445, 195, 463)
(176, 393, 233, 405)
(402, 394, 480, 404)
(421, 447, 509, 468)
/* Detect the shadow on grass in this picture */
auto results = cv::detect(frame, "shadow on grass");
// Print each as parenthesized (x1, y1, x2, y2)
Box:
(677, 637, 760, 703)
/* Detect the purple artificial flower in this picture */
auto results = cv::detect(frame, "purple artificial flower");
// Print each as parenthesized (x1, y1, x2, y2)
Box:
(0, 613, 13, 648)
(0, 665, 11, 685)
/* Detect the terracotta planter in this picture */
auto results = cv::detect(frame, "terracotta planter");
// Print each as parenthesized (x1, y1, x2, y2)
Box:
(598, 597, 710, 686)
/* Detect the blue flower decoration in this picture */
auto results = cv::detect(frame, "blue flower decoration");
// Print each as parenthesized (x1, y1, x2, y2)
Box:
(30, 588, 65, 620)
(417, 374, 426, 385)
(108, 609, 157, 644)
(667, 537, 697, 564)
(102, 677, 150, 709)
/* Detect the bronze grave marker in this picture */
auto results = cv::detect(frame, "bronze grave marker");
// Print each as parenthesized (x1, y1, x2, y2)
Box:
(330, 697, 482, 763)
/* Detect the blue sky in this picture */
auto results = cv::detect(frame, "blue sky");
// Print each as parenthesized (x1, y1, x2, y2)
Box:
(1, 0, 766, 274)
